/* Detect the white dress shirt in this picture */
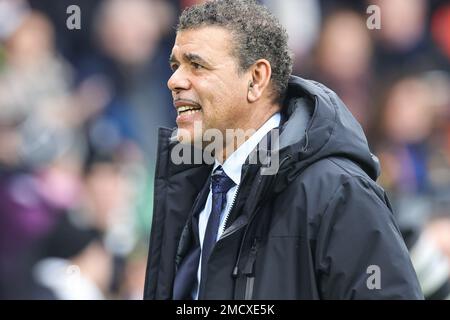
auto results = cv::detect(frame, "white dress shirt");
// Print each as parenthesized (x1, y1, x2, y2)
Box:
(193, 112, 281, 299)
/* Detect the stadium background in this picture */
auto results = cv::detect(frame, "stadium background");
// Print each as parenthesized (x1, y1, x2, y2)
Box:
(0, 0, 449, 299)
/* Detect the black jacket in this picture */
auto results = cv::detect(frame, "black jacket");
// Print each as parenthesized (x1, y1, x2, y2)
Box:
(144, 76, 423, 299)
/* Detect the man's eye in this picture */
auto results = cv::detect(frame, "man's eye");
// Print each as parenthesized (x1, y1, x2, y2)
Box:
(191, 62, 203, 70)
(171, 64, 179, 71)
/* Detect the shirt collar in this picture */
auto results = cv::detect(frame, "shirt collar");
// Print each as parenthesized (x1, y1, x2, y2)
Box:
(213, 112, 281, 185)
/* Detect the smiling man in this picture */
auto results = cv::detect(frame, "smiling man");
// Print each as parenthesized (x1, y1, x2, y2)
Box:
(144, 0, 423, 300)
(168, 24, 282, 161)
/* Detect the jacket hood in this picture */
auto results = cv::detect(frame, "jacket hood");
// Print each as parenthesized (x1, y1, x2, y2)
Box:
(267, 76, 380, 190)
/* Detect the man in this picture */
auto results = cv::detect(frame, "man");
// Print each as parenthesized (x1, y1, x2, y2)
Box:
(144, 0, 423, 299)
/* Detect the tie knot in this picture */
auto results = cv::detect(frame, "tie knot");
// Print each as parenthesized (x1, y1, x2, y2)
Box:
(211, 166, 235, 195)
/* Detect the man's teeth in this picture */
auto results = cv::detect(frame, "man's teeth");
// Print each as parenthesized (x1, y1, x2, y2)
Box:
(177, 106, 201, 115)
(181, 109, 200, 115)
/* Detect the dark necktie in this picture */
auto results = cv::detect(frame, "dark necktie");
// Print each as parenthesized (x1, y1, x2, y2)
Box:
(198, 166, 235, 299)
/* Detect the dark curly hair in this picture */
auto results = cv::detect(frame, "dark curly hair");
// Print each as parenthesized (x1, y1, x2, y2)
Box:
(178, 0, 293, 104)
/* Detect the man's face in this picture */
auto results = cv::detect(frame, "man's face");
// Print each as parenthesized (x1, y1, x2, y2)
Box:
(168, 26, 250, 144)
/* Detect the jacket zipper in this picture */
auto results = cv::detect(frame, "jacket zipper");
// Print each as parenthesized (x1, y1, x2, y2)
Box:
(218, 165, 252, 239)
(220, 184, 240, 235)
(244, 238, 259, 300)
(219, 155, 292, 242)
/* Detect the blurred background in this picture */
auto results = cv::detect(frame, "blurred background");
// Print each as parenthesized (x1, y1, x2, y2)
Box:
(0, 0, 449, 299)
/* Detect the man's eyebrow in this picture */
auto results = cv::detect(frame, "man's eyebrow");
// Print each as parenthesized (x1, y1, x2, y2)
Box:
(169, 52, 211, 67)
(184, 52, 211, 66)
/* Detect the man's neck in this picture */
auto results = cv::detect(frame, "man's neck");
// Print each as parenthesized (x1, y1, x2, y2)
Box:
(215, 110, 280, 163)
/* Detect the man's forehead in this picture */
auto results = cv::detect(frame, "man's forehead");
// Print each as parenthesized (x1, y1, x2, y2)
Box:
(171, 26, 233, 60)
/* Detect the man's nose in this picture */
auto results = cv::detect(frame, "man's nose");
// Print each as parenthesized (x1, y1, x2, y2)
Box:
(167, 67, 191, 92)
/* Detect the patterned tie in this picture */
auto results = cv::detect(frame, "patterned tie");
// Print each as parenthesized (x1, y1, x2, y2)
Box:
(198, 165, 236, 298)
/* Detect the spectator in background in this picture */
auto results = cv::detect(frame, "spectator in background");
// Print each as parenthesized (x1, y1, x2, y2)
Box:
(0, 10, 77, 167)
(376, 76, 436, 194)
(0, 2, 145, 299)
(31, 213, 110, 300)
(0, 121, 61, 299)
(263, 0, 321, 73)
(374, 71, 450, 197)
(374, 73, 450, 299)
(0, 8, 82, 299)
(30, 154, 140, 300)
(79, 0, 176, 163)
(310, 9, 374, 131)
(371, 0, 449, 78)
(73, 1, 179, 239)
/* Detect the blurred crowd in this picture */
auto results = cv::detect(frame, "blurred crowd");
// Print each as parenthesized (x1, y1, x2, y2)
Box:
(0, 0, 449, 299)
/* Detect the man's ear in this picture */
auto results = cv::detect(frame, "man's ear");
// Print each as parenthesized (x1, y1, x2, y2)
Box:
(247, 59, 272, 103)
